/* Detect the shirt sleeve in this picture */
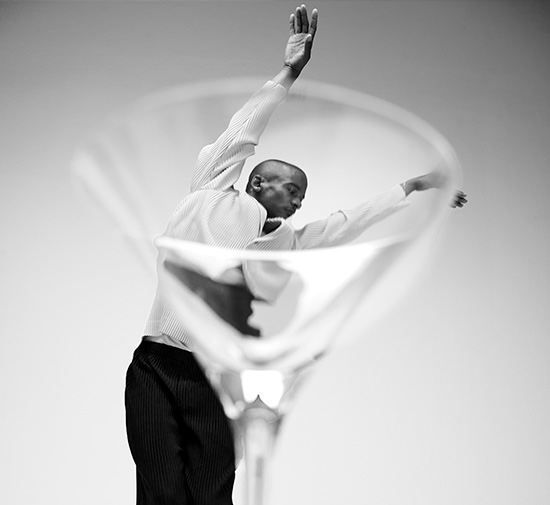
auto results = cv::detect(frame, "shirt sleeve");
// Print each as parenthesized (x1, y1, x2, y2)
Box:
(294, 184, 409, 249)
(190, 81, 288, 192)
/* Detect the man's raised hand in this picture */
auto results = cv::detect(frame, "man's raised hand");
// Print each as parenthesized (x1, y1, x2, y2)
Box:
(284, 5, 318, 76)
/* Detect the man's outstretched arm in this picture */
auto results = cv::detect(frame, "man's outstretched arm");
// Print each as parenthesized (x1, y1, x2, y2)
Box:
(272, 5, 318, 90)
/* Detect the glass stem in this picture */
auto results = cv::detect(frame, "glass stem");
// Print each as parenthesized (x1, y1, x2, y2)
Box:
(242, 406, 281, 505)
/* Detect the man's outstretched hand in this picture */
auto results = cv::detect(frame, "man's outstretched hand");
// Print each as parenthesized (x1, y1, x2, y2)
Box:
(450, 190, 468, 208)
(417, 170, 468, 208)
(402, 170, 468, 209)
(284, 5, 318, 76)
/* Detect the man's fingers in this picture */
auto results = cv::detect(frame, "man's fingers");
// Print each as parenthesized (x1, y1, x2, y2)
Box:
(300, 5, 309, 33)
(450, 190, 468, 208)
(291, 6, 317, 36)
(295, 6, 303, 32)
(309, 8, 318, 38)
(295, 5, 312, 33)
(303, 34, 313, 58)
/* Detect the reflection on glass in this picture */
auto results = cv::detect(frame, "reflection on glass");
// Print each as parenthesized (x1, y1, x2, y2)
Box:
(73, 78, 461, 505)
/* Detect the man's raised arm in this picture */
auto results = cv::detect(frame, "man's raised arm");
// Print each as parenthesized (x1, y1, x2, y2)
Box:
(272, 5, 318, 90)
(191, 5, 318, 192)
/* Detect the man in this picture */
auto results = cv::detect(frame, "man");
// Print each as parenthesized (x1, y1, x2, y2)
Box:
(125, 5, 466, 505)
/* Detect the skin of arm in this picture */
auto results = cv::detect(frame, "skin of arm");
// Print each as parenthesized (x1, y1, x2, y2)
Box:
(401, 172, 468, 208)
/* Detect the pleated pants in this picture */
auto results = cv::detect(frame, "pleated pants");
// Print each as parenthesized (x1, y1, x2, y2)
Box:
(125, 340, 236, 505)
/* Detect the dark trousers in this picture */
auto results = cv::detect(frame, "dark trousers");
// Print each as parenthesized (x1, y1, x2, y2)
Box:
(125, 340, 236, 505)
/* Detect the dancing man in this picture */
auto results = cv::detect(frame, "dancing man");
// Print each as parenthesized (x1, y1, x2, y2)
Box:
(125, 5, 466, 505)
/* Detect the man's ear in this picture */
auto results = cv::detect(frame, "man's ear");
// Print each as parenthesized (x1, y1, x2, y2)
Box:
(250, 174, 263, 193)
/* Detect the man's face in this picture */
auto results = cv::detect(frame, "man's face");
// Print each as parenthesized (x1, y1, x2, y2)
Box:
(256, 165, 307, 219)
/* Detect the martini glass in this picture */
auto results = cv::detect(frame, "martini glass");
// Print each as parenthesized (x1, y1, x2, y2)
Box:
(72, 77, 461, 505)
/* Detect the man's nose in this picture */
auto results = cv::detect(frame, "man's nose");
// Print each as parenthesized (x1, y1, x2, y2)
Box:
(291, 197, 302, 209)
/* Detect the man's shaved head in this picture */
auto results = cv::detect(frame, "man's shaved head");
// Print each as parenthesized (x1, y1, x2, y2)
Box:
(246, 159, 307, 193)
(245, 159, 308, 219)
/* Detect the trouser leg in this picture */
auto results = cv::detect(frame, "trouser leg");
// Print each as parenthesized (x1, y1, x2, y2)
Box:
(125, 341, 235, 505)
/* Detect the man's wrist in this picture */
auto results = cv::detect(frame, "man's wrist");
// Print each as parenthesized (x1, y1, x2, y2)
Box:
(401, 178, 418, 196)
(283, 62, 301, 79)
(273, 65, 300, 90)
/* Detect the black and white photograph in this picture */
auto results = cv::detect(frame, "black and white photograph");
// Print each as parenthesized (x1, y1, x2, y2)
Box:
(1, 1, 548, 504)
